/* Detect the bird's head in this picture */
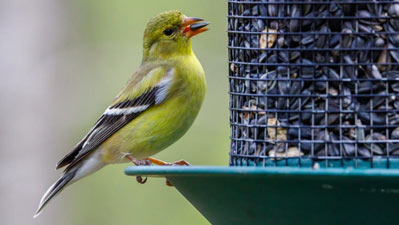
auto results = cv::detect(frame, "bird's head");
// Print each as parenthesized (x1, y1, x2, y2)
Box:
(142, 10, 209, 61)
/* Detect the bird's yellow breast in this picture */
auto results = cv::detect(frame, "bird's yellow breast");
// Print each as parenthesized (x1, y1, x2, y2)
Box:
(100, 54, 206, 163)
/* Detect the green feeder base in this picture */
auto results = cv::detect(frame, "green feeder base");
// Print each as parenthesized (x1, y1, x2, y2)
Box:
(125, 166, 399, 225)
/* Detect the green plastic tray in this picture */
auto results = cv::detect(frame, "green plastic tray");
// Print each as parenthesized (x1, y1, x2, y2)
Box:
(125, 166, 399, 225)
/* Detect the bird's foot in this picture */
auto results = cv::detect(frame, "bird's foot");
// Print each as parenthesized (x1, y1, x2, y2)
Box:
(125, 154, 151, 184)
(145, 157, 191, 166)
(170, 159, 191, 166)
(125, 155, 190, 186)
(145, 157, 191, 186)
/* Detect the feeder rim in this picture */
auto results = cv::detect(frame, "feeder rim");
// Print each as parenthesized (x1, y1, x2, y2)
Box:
(125, 165, 399, 178)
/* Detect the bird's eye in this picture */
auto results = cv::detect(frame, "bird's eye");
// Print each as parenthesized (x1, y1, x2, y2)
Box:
(163, 28, 174, 36)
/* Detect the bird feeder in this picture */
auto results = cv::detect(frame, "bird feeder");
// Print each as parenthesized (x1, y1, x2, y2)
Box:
(126, 1, 399, 225)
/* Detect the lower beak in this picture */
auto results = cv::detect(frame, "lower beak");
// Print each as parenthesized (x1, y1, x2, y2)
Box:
(182, 16, 210, 38)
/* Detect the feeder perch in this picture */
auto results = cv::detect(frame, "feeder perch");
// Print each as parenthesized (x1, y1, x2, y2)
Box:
(126, 1, 399, 224)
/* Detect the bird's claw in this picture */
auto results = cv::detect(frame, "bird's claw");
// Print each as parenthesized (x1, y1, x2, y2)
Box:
(165, 179, 173, 187)
(136, 176, 147, 184)
(170, 159, 191, 166)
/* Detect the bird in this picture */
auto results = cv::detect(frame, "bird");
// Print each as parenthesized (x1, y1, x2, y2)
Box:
(34, 10, 209, 217)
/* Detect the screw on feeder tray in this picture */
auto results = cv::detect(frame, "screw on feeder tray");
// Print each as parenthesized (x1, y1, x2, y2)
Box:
(228, 0, 399, 168)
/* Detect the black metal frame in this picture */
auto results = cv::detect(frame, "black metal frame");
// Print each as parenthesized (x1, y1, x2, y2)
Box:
(228, 0, 399, 168)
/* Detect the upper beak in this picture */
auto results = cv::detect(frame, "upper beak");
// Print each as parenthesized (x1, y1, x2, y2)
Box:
(182, 16, 209, 38)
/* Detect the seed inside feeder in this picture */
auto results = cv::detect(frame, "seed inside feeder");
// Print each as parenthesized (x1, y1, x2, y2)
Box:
(228, 0, 399, 167)
(259, 27, 277, 49)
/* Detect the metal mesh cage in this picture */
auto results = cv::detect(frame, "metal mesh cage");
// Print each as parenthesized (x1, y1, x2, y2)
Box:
(228, 0, 399, 168)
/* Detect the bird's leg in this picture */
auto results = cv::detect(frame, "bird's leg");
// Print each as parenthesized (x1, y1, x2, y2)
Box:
(145, 157, 191, 187)
(125, 154, 151, 184)
(125, 154, 152, 166)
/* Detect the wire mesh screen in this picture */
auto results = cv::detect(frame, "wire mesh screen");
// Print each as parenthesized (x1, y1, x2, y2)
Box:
(228, 0, 399, 168)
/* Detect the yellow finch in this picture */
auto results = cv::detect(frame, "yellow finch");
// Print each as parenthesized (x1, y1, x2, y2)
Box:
(34, 10, 208, 217)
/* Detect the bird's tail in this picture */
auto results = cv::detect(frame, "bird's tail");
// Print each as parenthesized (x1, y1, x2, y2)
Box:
(34, 150, 106, 217)
(33, 167, 78, 218)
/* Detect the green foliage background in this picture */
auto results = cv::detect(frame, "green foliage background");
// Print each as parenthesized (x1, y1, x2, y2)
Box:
(52, 1, 228, 225)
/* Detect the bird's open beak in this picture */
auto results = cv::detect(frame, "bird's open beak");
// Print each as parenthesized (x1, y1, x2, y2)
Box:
(182, 16, 209, 38)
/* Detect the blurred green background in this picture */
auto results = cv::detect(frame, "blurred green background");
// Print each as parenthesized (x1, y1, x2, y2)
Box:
(0, 0, 227, 225)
